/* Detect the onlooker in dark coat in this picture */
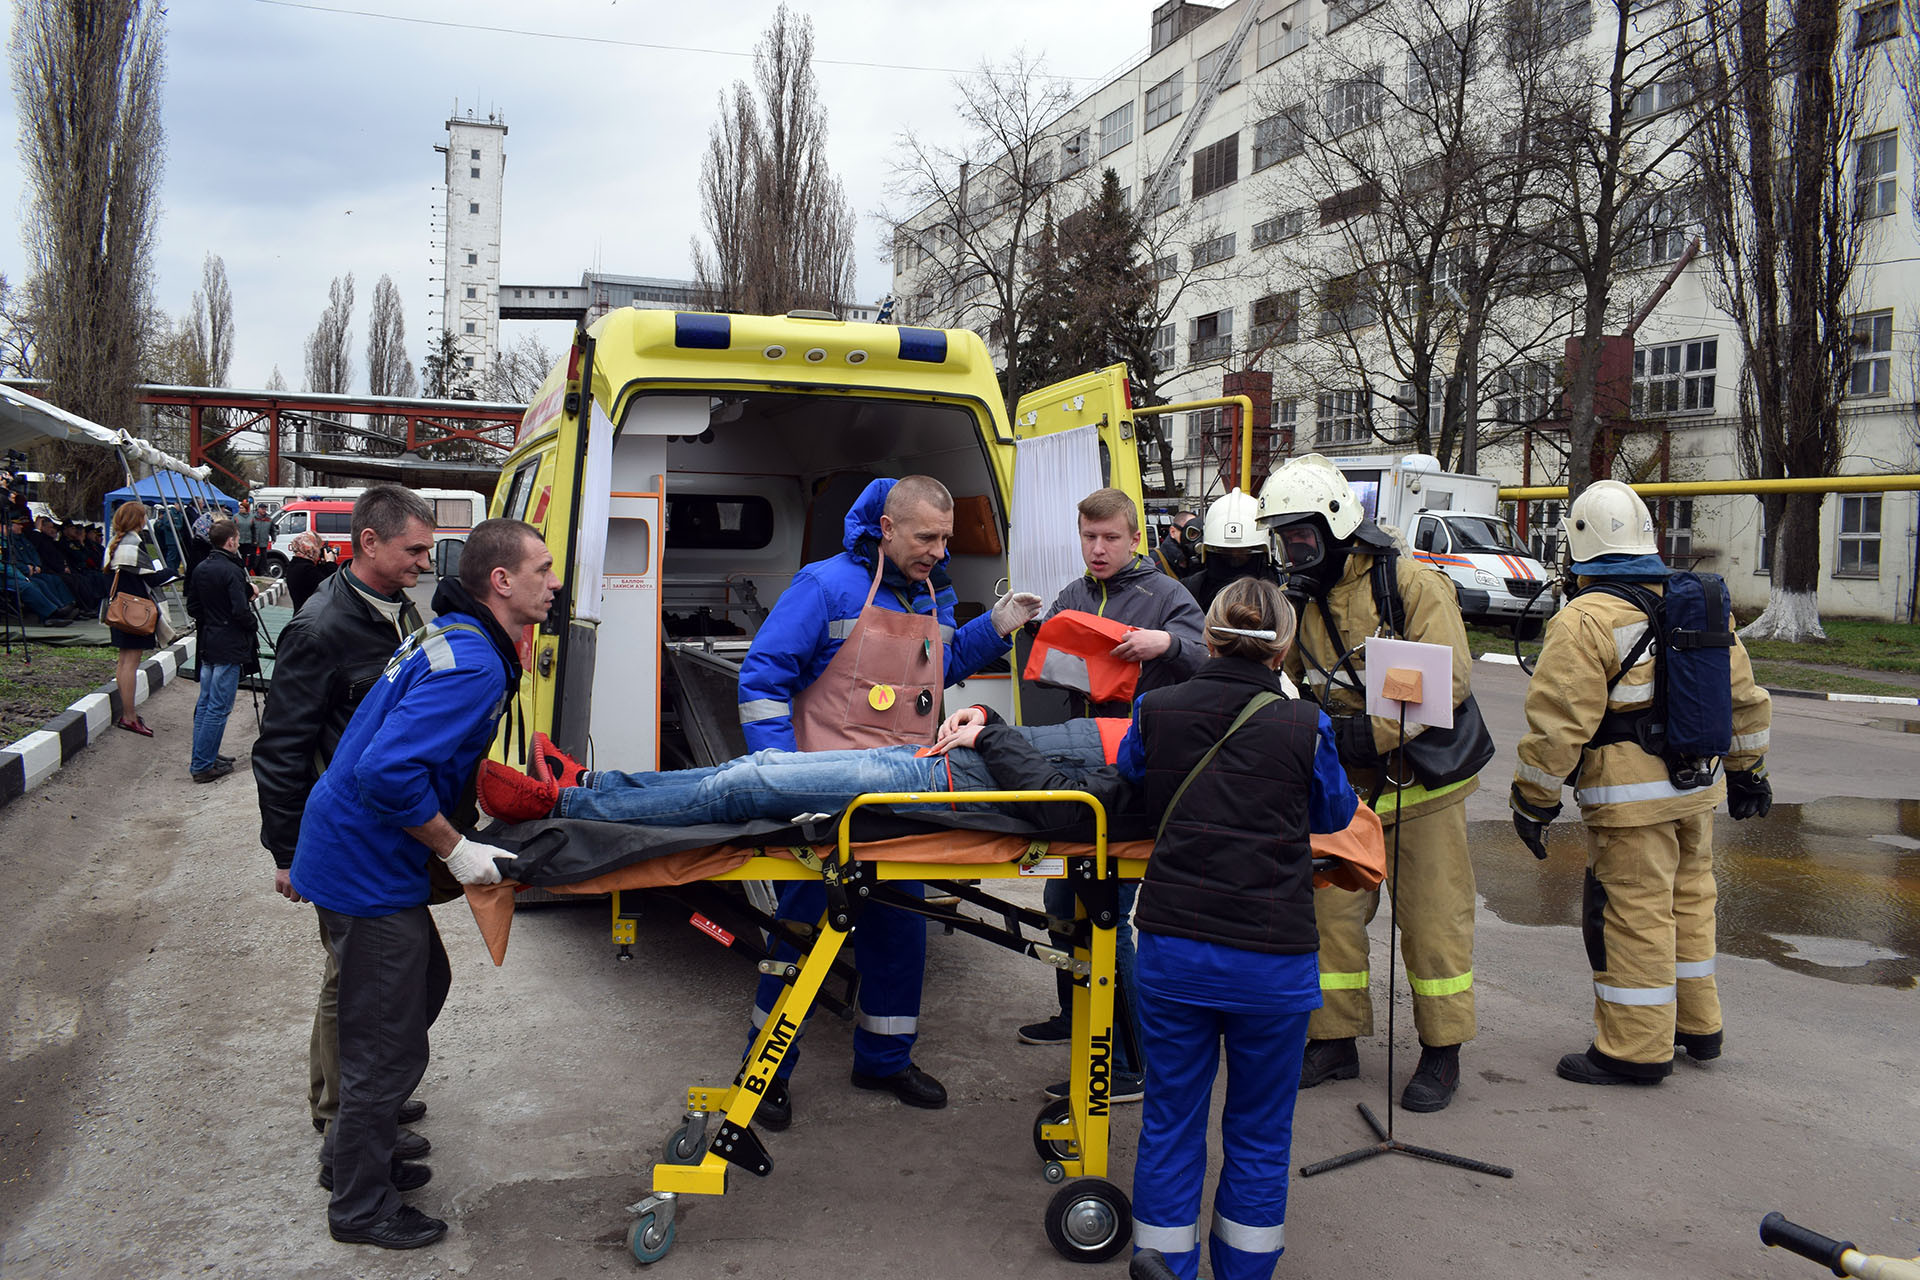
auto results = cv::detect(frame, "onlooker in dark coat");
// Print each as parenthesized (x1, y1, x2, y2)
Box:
(186, 519, 255, 783)
(285, 532, 338, 614)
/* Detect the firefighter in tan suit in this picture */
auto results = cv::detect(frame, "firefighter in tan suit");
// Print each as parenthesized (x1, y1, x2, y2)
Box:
(1259, 455, 1481, 1113)
(1511, 481, 1772, 1086)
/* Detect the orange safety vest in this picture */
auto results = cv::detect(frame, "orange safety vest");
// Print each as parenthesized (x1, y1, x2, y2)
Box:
(1024, 610, 1141, 706)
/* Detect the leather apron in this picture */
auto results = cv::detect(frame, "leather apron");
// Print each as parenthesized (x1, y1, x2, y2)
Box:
(791, 554, 944, 751)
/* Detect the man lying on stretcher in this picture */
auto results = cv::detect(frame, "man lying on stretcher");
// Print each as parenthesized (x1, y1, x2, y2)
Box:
(477, 697, 1354, 839)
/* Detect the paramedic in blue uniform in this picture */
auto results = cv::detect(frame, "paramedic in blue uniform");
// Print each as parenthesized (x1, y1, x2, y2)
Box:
(291, 519, 559, 1251)
(735, 474, 1041, 1124)
(1123, 577, 1356, 1280)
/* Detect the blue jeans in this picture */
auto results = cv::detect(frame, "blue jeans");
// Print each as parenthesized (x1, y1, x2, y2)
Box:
(557, 745, 991, 825)
(191, 662, 240, 773)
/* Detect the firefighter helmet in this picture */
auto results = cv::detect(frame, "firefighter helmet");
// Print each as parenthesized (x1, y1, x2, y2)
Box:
(1202, 489, 1264, 550)
(1565, 480, 1658, 563)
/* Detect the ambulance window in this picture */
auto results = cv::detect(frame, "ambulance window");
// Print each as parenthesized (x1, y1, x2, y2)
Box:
(434, 498, 472, 528)
(665, 494, 774, 551)
(315, 512, 352, 535)
(503, 460, 539, 521)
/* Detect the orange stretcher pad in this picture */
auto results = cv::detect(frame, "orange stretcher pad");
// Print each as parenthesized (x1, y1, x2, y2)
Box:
(465, 804, 1387, 965)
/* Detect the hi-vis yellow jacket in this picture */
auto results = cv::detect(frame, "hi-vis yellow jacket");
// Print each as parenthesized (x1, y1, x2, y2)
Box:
(1514, 582, 1771, 828)
(1285, 549, 1477, 822)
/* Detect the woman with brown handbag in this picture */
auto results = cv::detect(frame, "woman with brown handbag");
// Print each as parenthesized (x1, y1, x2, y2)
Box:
(105, 500, 165, 737)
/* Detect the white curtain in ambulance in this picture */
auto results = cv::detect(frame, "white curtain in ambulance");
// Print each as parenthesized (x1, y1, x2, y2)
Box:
(572, 401, 616, 623)
(1010, 424, 1103, 605)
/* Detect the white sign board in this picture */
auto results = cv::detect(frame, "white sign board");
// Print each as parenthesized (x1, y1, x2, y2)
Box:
(1362, 636, 1454, 729)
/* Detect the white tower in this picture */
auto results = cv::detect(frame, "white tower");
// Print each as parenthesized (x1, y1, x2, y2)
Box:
(435, 106, 507, 384)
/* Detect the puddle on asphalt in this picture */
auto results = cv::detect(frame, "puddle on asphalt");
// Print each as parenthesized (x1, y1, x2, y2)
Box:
(1472, 798, 1920, 989)
(1865, 717, 1920, 735)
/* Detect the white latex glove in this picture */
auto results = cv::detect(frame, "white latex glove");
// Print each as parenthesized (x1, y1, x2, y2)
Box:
(991, 591, 1044, 637)
(441, 836, 507, 885)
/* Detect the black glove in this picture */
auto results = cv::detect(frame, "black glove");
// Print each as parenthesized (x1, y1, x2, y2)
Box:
(1726, 765, 1772, 821)
(1333, 714, 1383, 768)
(1509, 783, 1561, 861)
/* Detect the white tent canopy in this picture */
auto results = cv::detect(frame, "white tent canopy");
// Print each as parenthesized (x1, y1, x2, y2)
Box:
(0, 382, 208, 481)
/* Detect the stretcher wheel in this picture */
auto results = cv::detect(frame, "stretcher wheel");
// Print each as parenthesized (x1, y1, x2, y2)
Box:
(664, 1123, 702, 1165)
(1032, 1098, 1078, 1163)
(1045, 1177, 1131, 1263)
(628, 1210, 675, 1264)
(1042, 1161, 1067, 1184)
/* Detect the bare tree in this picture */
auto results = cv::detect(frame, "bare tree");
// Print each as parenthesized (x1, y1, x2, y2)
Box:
(185, 254, 235, 388)
(1690, 0, 1872, 640)
(691, 5, 858, 316)
(10, 0, 165, 511)
(304, 273, 354, 451)
(366, 274, 414, 398)
(0, 272, 41, 378)
(490, 332, 556, 403)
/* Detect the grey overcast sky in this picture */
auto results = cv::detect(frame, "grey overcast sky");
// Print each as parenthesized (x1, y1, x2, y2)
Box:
(0, 0, 1153, 395)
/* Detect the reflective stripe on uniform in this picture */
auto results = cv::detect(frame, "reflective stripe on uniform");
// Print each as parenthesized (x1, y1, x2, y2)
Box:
(750, 1004, 772, 1028)
(827, 617, 861, 640)
(739, 698, 790, 724)
(1039, 648, 1092, 694)
(1613, 621, 1650, 667)
(1303, 668, 1359, 691)
(1675, 957, 1716, 979)
(938, 623, 954, 642)
(1730, 729, 1769, 751)
(1133, 1220, 1201, 1253)
(1320, 970, 1369, 991)
(856, 1012, 917, 1036)
(1595, 981, 1676, 1006)
(1575, 776, 1698, 806)
(1211, 1210, 1285, 1253)
(1610, 679, 1654, 706)
(1409, 968, 1473, 998)
(420, 629, 458, 672)
(1515, 761, 1562, 791)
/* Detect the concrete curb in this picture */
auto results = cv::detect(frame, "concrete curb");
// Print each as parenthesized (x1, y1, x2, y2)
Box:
(0, 579, 286, 812)
(1473, 651, 1920, 706)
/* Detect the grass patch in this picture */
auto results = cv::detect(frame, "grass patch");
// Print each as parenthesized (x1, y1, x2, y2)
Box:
(0, 646, 119, 742)
(1466, 627, 1543, 662)
(1747, 661, 1920, 699)
(1740, 619, 1920, 676)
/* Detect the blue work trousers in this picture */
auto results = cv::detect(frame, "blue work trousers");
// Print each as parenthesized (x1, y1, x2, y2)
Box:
(1131, 985, 1311, 1280)
(190, 662, 241, 773)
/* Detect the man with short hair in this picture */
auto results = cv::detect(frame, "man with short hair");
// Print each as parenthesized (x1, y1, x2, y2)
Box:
(186, 518, 255, 783)
(733, 474, 1041, 1124)
(254, 484, 439, 1159)
(1150, 509, 1202, 578)
(293, 518, 558, 1249)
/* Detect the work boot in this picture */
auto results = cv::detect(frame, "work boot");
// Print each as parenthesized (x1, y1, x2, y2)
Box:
(757, 1078, 792, 1131)
(1299, 1037, 1359, 1089)
(392, 1128, 430, 1160)
(478, 760, 558, 823)
(850, 1063, 947, 1109)
(530, 731, 589, 788)
(328, 1203, 447, 1250)
(397, 1098, 428, 1126)
(1401, 1043, 1461, 1113)
(1556, 1050, 1663, 1087)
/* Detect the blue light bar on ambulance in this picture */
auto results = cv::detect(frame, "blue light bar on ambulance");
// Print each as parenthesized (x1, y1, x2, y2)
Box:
(675, 314, 731, 349)
(896, 328, 948, 363)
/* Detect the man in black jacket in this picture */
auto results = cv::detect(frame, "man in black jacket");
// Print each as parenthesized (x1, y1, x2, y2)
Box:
(186, 520, 256, 783)
(252, 485, 437, 1157)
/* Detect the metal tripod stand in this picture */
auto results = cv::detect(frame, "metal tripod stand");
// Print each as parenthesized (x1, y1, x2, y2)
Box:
(1300, 699, 1514, 1181)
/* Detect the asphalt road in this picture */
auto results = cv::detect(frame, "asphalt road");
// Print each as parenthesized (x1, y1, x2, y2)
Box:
(0, 660, 1914, 1278)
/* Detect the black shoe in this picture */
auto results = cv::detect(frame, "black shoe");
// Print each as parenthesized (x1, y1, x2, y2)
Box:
(1043, 1070, 1145, 1104)
(397, 1097, 428, 1126)
(318, 1159, 433, 1192)
(1131, 1248, 1179, 1280)
(216, 754, 234, 767)
(191, 759, 235, 784)
(1401, 1043, 1461, 1113)
(1675, 1030, 1723, 1061)
(1017, 1013, 1072, 1045)
(393, 1127, 430, 1160)
(1556, 1051, 1664, 1087)
(757, 1078, 792, 1131)
(328, 1203, 448, 1249)
(850, 1064, 948, 1109)
(1299, 1037, 1359, 1089)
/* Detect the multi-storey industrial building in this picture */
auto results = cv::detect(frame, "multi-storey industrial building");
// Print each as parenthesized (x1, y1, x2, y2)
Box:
(891, 0, 1917, 619)
(435, 108, 508, 378)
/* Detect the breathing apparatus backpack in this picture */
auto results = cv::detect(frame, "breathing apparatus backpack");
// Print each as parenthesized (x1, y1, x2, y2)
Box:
(1581, 571, 1735, 790)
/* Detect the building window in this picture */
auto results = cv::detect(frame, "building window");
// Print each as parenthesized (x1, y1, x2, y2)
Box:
(1148, 177, 1180, 215)
(1193, 232, 1237, 267)
(465, 286, 477, 299)
(1625, 79, 1689, 120)
(513, 289, 522, 299)
(1099, 102, 1134, 157)
(1197, 42, 1242, 89)
(1253, 105, 1307, 169)
(470, 166, 480, 179)
(1145, 72, 1183, 131)
(1252, 209, 1308, 247)
(1836, 494, 1882, 577)
(1632, 338, 1717, 414)
(1527, 500, 1564, 563)
(1315, 390, 1367, 444)
(462, 356, 475, 369)
(1623, 188, 1695, 268)
(470, 148, 480, 160)
(466, 252, 478, 265)
(1855, 132, 1897, 219)
(1186, 406, 1225, 459)
(1148, 253, 1179, 283)
(1538, 0, 1593, 44)
(1326, 0, 1376, 30)
(464, 322, 476, 334)
(1324, 70, 1383, 138)
(1664, 498, 1694, 559)
(1189, 308, 1234, 362)
(1061, 127, 1091, 177)
(469, 201, 480, 214)
(1319, 180, 1381, 226)
(1849, 310, 1893, 397)
(1258, 3, 1308, 65)
(1856, 0, 1900, 45)
(1396, 379, 1444, 436)
(1493, 361, 1555, 423)
(1406, 28, 1468, 102)
(1152, 323, 1176, 372)
(1192, 134, 1239, 198)
(1251, 291, 1300, 345)
(1319, 271, 1375, 334)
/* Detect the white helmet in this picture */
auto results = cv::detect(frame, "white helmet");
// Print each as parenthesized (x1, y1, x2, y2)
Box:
(1565, 480, 1658, 562)
(1202, 489, 1263, 550)
(1256, 454, 1364, 540)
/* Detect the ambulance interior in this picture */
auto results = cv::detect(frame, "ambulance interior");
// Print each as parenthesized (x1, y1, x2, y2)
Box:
(598, 390, 1013, 771)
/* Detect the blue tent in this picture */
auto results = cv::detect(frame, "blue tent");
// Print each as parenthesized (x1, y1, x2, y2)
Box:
(102, 474, 240, 527)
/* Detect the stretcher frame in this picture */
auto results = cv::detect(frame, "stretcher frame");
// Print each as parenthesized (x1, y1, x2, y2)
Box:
(623, 789, 1144, 1266)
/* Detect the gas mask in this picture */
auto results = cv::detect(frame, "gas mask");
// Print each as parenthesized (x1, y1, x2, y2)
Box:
(1270, 515, 1346, 599)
